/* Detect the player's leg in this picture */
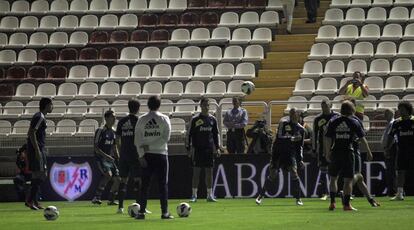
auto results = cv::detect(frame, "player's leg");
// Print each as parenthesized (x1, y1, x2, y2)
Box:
(191, 167, 201, 202)
(28, 171, 46, 210)
(155, 154, 173, 219)
(205, 167, 217, 202)
(92, 161, 112, 205)
(328, 159, 340, 210)
(256, 164, 279, 205)
(343, 177, 356, 211)
(385, 153, 397, 197)
(353, 173, 380, 207)
(107, 163, 120, 205)
(226, 131, 236, 154)
(289, 166, 303, 205)
(318, 152, 329, 200)
(392, 170, 405, 200)
(137, 155, 154, 219)
(117, 177, 128, 213)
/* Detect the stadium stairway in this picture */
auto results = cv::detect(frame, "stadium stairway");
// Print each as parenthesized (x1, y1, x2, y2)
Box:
(245, 0, 330, 125)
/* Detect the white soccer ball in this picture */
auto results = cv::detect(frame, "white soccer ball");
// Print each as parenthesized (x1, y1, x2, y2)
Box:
(176, 202, 191, 218)
(241, 81, 255, 95)
(128, 203, 141, 218)
(43, 206, 59, 221)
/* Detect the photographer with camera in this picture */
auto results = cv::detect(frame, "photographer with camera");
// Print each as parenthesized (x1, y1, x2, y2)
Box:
(338, 71, 369, 120)
(246, 119, 273, 155)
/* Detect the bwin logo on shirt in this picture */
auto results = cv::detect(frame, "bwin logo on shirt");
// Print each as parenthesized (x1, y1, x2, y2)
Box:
(145, 119, 160, 129)
(336, 122, 350, 132)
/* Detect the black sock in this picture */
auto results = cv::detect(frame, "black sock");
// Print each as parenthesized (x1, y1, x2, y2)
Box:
(118, 183, 127, 208)
(292, 178, 300, 200)
(259, 177, 273, 197)
(344, 195, 351, 206)
(330, 192, 336, 204)
(134, 179, 141, 203)
(30, 179, 41, 204)
(320, 171, 328, 195)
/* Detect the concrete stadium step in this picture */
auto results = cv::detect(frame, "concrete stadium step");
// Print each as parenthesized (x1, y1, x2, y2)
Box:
(245, 87, 293, 102)
(271, 34, 316, 52)
(277, 17, 323, 35)
(262, 52, 309, 69)
(255, 69, 301, 88)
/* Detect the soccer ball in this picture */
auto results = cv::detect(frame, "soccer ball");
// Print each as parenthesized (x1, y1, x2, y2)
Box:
(241, 81, 255, 95)
(128, 203, 140, 218)
(176, 202, 191, 217)
(43, 206, 59, 221)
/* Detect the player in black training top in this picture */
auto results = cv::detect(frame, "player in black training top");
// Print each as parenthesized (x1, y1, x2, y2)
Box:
(325, 101, 372, 211)
(115, 99, 146, 214)
(312, 100, 339, 200)
(186, 98, 221, 202)
(255, 108, 305, 206)
(92, 110, 121, 206)
(26, 97, 53, 210)
(387, 101, 414, 201)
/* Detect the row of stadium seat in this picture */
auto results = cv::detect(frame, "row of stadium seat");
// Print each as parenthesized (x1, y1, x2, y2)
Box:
(0, 97, 235, 119)
(0, 63, 255, 82)
(0, 11, 279, 32)
(293, 75, 414, 96)
(12, 80, 246, 101)
(301, 58, 414, 78)
(0, 28, 273, 49)
(0, 0, 278, 16)
(0, 45, 265, 65)
(330, 0, 414, 8)
(323, 7, 414, 26)
(0, 118, 186, 137)
(316, 24, 414, 42)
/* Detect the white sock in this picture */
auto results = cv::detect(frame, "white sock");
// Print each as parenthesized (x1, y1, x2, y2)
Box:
(397, 187, 404, 196)
(207, 188, 212, 197)
(192, 188, 198, 197)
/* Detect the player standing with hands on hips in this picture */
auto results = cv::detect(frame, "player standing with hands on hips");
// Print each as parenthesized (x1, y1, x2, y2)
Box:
(186, 98, 222, 203)
(134, 96, 173, 220)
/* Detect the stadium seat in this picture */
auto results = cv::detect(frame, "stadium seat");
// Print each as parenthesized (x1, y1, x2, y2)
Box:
(309, 43, 330, 60)
(27, 66, 47, 80)
(77, 82, 98, 99)
(11, 1, 30, 14)
(6, 66, 26, 80)
(28, 32, 47, 48)
(31, 0, 49, 14)
(315, 77, 338, 95)
(375, 41, 397, 58)
(251, 28, 272, 44)
(128, 0, 148, 13)
(67, 65, 88, 82)
(119, 14, 139, 29)
(170, 118, 186, 134)
(161, 46, 181, 63)
(292, 78, 315, 96)
(87, 65, 108, 82)
(227, 80, 245, 97)
(140, 14, 158, 27)
(184, 80, 205, 98)
(266, 0, 283, 10)
(384, 76, 406, 93)
(53, 119, 77, 136)
(9, 33, 28, 48)
(240, 12, 259, 27)
(202, 46, 222, 62)
(308, 96, 330, 113)
(56, 82, 77, 100)
(1, 101, 24, 119)
(10, 120, 30, 137)
(214, 63, 234, 80)
(97, 82, 120, 99)
(222, 45, 243, 62)
(79, 15, 98, 30)
(108, 0, 128, 13)
(90, 31, 109, 43)
(174, 99, 197, 116)
(406, 76, 414, 92)
(14, 83, 35, 100)
(99, 47, 119, 60)
(301, 61, 323, 78)
(59, 15, 78, 30)
(148, 0, 167, 12)
(372, 0, 393, 7)
(323, 8, 344, 25)
(141, 46, 160, 63)
(50, 0, 68, 12)
(179, 12, 199, 26)
(330, 42, 351, 59)
(141, 81, 162, 98)
(20, 16, 39, 31)
(260, 11, 279, 27)
(205, 80, 226, 97)
(193, 63, 214, 80)
(230, 28, 251, 45)
(163, 81, 184, 98)
(170, 28, 190, 45)
(172, 64, 192, 80)
(210, 27, 230, 43)
(337, 25, 358, 41)
(331, 95, 344, 112)
(90, 0, 108, 13)
(219, 12, 239, 27)
(397, 41, 414, 57)
(86, 100, 109, 117)
(189, 28, 210, 44)
(119, 47, 140, 63)
(108, 65, 130, 81)
(33, 83, 56, 100)
(368, 59, 390, 76)
(68, 31, 88, 47)
(330, 0, 350, 8)
(235, 62, 255, 80)
(0, 120, 12, 136)
(0, 33, 7, 48)
(130, 64, 151, 81)
(359, 24, 380, 41)
(243, 44, 263, 61)
(77, 119, 99, 136)
(40, 15, 59, 31)
(48, 65, 67, 80)
(110, 30, 129, 44)
(363, 95, 377, 112)
(316, 25, 337, 42)
(99, 14, 118, 29)
(181, 46, 201, 62)
(49, 32, 68, 48)
(366, 7, 387, 24)
(0, 1, 10, 14)
(168, 0, 187, 11)
(351, 0, 371, 7)
(66, 100, 87, 118)
(150, 29, 170, 42)
(394, 0, 414, 6)
(353, 42, 374, 58)
(344, 8, 365, 25)
(188, 0, 207, 9)
(390, 58, 412, 75)
(0, 16, 19, 31)
(388, 7, 409, 23)
(119, 81, 141, 99)
(227, 0, 247, 8)
(70, 0, 88, 13)
(200, 12, 219, 26)
(381, 24, 403, 41)
(151, 64, 172, 81)
(285, 96, 308, 113)
(79, 47, 98, 61)
(377, 94, 399, 111)
(59, 48, 78, 61)
(323, 60, 345, 77)
(17, 49, 37, 64)
(0, 50, 16, 64)
(47, 100, 65, 118)
(364, 76, 384, 93)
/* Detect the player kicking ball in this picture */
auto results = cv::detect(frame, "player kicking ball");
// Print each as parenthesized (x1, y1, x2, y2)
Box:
(186, 98, 222, 203)
(256, 108, 305, 206)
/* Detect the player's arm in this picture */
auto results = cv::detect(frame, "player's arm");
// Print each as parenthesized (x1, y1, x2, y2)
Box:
(185, 117, 194, 151)
(324, 121, 334, 161)
(311, 117, 318, 153)
(276, 121, 291, 140)
(360, 137, 373, 161)
(212, 117, 222, 154)
(115, 122, 122, 159)
(385, 121, 396, 151)
(295, 129, 305, 164)
(361, 84, 369, 97)
(113, 137, 120, 160)
(94, 129, 114, 162)
(134, 119, 145, 158)
(338, 79, 352, 95)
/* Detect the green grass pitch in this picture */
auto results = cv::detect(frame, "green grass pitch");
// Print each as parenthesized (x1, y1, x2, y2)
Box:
(0, 197, 413, 230)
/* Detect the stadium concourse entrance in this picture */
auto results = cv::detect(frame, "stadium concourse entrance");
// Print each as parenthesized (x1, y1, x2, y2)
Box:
(1, 153, 413, 202)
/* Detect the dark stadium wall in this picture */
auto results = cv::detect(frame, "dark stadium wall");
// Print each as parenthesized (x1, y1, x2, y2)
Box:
(1, 154, 412, 202)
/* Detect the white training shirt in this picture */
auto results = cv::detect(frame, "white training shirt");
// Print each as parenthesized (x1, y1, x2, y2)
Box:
(134, 111, 171, 158)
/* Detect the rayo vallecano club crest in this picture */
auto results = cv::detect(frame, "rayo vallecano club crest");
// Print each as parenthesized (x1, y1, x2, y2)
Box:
(50, 162, 92, 201)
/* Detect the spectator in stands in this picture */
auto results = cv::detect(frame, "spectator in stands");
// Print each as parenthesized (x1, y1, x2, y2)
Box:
(246, 119, 273, 155)
(223, 97, 248, 154)
(26, 97, 53, 210)
(282, 0, 296, 34)
(338, 71, 369, 120)
(381, 109, 397, 197)
(305, 0, 318, 23)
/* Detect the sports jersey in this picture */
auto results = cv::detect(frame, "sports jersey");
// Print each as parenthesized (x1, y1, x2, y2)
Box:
(274, 119, 305, 162)
(325, 116, 365, 154)
(94, 126, 116, 159)
(116, 114, 139, 160)
(388, 115, 414, 155)
(312, 111, 340, 155)
(186, 113, 220, 152)
(134, 111, 171, 158)
(27, 112, 47, 150)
